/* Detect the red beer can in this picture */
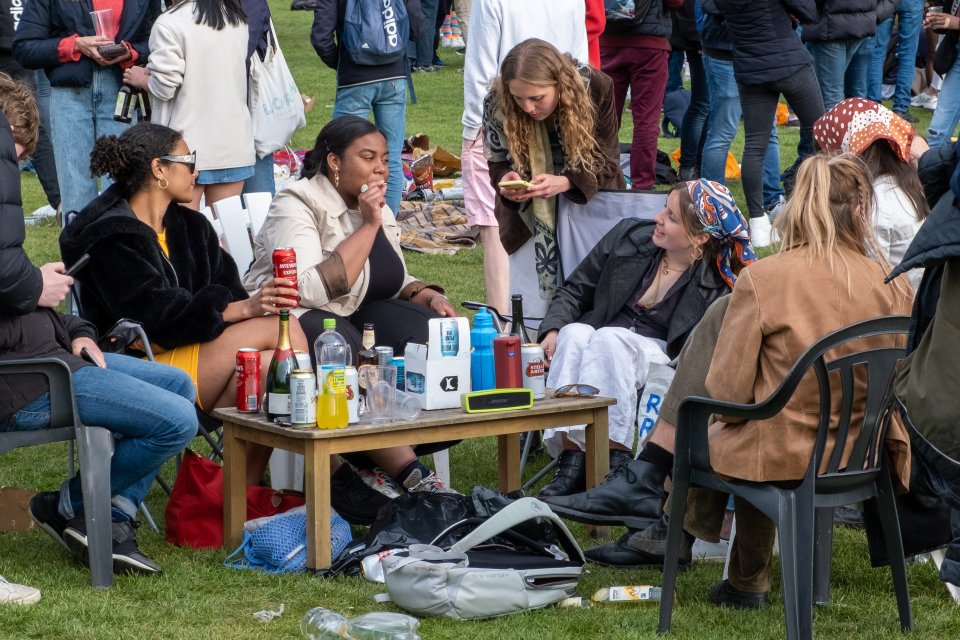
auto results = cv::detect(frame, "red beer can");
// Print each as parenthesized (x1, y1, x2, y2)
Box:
(272, 247, 299, 303)
(236, 348, 261, 412)
(493, 335, 523, 388)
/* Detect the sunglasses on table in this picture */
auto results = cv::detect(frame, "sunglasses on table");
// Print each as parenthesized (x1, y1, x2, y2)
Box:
(160, 150, 197, 173)
(553, 384, 600, 398)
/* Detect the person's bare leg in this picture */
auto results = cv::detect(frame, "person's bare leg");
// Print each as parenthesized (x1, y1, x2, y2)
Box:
(203, 181, 245, 208)
(189, 185, 206, 211)
(198, 315, 309, 485)
(478, 225, 509, 315)
(560, 432, 627, 452)
(364, 447, 419, 478)
(648, 418, 677, 454)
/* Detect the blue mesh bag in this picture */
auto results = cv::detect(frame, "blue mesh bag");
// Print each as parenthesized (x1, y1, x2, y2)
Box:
(225, 510, 352, 574)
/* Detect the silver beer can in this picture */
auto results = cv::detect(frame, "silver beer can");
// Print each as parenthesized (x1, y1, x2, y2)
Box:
(344, 366, 360, 424)
(294, 350, 312, 371)
(375, 346, 394, 366)
(289, 369, 317, 425)
(521, 343, 546, 399)
(439, 318, 459, 357)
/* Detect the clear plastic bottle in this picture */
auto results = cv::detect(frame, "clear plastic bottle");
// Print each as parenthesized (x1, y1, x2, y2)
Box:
(301, 607, 421, 640)
(592, 585, 663, 603)
(313, 318, 349, 429)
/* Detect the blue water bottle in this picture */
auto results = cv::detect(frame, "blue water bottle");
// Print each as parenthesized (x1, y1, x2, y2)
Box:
(470, 308, 498, 391)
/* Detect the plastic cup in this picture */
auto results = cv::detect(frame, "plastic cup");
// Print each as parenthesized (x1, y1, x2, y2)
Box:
(89, 9, 117, 40)
(361, 365, 396, 424)
(929, 6, 944, 13)
(394, 389, 422, 421)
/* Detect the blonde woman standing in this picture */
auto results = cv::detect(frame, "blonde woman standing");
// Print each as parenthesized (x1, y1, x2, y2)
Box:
(482, 38, 624, 316)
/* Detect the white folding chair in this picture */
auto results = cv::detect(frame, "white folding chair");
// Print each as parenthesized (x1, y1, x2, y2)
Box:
(212, 195, 254, 276)
(243, 191, 272, 237)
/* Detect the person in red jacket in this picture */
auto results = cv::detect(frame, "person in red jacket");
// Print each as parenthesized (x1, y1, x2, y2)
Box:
(584, 0, 605, 67)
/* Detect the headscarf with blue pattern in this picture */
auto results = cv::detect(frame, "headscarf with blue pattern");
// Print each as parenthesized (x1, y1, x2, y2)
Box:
(686, 179, 756, 288)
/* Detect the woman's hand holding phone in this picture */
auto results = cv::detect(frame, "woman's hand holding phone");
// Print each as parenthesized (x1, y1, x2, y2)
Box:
(498, 171, 531, 202)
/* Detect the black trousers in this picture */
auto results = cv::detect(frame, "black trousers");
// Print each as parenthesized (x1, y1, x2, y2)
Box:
(737, 65, 824, 218)
(299, 298, 438, 367)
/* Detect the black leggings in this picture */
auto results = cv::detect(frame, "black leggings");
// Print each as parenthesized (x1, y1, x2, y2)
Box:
(299, 298, 438, 367)
(737, 64, 824, 218)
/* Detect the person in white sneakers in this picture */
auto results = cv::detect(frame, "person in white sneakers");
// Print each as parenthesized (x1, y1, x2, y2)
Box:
(0, 576, 41, 605)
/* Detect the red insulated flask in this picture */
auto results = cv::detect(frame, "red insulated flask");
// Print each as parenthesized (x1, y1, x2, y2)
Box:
(493, 335, 522, 388)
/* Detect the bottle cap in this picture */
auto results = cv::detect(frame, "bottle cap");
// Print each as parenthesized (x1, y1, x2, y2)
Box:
(473, 308, 493, 328)
(323, 318, 336, 330)
(279, 308, 289, 318)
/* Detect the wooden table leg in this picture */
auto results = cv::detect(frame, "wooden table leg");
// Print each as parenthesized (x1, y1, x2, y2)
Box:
(585, 407, 611, 540)
(304, 440, 332, 570)
(498, 432, 522, 493)
(222, 422, 248, 551)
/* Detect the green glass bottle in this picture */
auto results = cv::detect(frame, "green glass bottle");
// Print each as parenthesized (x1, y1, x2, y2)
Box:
(265, 309, 297, 421)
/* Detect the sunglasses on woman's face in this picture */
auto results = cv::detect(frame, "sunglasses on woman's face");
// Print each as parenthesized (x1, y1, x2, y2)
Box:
(553, 384, 600, 398)
(160, 150, 197, 174)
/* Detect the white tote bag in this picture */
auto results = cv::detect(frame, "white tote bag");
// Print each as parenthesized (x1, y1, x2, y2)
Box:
(249, 20, 306, 158)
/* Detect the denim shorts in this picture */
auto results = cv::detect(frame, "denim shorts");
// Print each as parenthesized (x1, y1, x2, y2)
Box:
(196, 165, 256, 185)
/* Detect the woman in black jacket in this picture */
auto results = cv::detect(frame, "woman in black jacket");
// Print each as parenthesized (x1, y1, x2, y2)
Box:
(533, 179, 755, 497)
(12, 0, 159, 216)
(710, 0, 824, 247)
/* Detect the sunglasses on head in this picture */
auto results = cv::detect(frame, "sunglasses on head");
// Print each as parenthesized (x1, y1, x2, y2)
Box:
(160, 150, 196, 173)
(553, 384, 600, 398)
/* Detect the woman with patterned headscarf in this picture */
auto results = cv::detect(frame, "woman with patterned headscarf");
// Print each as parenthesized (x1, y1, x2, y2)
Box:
(533, 179, 755, 499)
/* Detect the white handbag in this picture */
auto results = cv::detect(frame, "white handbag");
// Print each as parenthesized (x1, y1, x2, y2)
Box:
(380, 498, 585, 620)
(249, 20, 306, 158)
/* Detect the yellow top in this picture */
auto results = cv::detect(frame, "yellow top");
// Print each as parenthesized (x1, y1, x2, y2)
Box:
(156, 229, 169, 257)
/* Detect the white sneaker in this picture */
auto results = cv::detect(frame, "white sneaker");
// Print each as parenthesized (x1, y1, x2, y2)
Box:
(0, 576, 41, 605)
(763, 195, 786, 221)
(910, 92, 938, 111)
(357, 467, 403, 499)
(881, 84, 896, 100)
(749, 214, 774, 249)
(402, 470, 459, 495)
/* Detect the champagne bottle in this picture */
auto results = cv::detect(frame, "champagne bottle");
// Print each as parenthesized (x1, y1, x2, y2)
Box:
(357, 323, 378, 395)
(137, 88, 152, 122)
(510, 294, 533, 344)
(265, 309, 297, 421)
(114, 84, 137, 124)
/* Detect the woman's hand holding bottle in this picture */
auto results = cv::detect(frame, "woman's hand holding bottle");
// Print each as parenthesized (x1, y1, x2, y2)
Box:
(358, 180, 386, 228)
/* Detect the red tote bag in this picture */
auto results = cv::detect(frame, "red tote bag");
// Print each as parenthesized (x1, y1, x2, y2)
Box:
(165, 449, 305, 549)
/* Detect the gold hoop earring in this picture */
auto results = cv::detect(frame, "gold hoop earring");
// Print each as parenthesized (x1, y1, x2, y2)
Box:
(693, 245, 704, 261)
(334, 169, 340, 188)
(157, 177, 169, 190)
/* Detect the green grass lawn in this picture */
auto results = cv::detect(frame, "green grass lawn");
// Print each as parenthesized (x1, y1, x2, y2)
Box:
(6, 4, 955, 638)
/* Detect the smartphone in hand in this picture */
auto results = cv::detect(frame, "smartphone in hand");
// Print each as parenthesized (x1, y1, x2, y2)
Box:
(80, 347, 104, 368)
(498, 179, 533, 189)
(65, 254, 90, 277)
(97, 44, 128, 60)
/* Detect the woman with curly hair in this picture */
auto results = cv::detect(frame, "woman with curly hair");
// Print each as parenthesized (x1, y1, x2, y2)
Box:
(482, 38, 625, 316)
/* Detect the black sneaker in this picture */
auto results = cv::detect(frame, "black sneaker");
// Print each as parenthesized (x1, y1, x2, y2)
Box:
(895, 109, 919, 124)
(64, 519, 161, 575)
(708, 579, 769, 610)
(28, 491, 70, 551)
(330, 464, 393, 526)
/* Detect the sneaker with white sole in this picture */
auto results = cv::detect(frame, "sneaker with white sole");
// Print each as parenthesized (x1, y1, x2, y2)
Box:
(357, 467, 403, 499)
(763, 194, 786, 221)
(749, 214, 775, 248)
(402, 469, 459, 494)
(910, 92, 938, 111)
(28, 491, 70, 551)
(64, 519, 161, 575)
(0, 576, 41, 605)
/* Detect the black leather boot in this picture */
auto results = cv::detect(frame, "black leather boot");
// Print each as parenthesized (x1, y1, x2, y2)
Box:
(584, 514, 693, 568)
(540, 457, 667, 529)
(537, 450, 586, 497)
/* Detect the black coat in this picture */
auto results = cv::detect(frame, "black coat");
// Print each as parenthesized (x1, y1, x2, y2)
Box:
(12, 0, 159, 87)
(712, 0, 817, 84)
(670, 0, 700, 52)
(538, 219, 729, 359)
(801, 0, 895, 43)
(59, 187, 248, 350)
(0, 111, 94, 421)
(311, 0, 423, 89)
(603, 0, 679, 39)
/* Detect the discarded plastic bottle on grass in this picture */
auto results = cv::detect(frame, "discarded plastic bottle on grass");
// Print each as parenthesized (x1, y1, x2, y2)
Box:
(301, 607, 421, 640)
(592, 585, 663, 604)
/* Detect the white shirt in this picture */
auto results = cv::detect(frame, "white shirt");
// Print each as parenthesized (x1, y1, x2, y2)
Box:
(461, 0, 589, 140)
(873, 175, 924, 290)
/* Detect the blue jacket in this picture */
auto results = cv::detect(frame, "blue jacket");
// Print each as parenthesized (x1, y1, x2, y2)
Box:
(696, 0, 731, 57)
(712, 0, 817, 84)
(12, 0, 159, 87)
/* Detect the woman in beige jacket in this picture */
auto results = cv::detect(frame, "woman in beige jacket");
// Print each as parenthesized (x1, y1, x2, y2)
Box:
(245, 116, 459, 495)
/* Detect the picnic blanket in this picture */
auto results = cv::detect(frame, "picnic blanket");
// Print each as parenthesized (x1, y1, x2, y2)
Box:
(397, 201, 478, 255)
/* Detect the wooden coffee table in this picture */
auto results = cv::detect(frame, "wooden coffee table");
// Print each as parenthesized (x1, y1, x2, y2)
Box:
(214, 392, 614, 570)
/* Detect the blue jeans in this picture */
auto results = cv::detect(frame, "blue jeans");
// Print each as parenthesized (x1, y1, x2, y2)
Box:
(679, 50, 708, 171)
(928, 42, 960, 149)
(846, 36, 874, 99)
(10, 354, 197, 521)
(407, 0, 440, 67)
(32, 70, 60, 209)
(807, 38, 864, 110)
(243, 152, 276, 196)
(49, 69, 128, 215)
(667, 50, 685, 94)
(700, 55, 783, 207)
(333, 79, 408, 213)
(870, 0, 923, 113)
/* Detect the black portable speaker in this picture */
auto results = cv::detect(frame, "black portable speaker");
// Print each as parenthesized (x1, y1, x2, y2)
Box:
(460, 388, 534, 413)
